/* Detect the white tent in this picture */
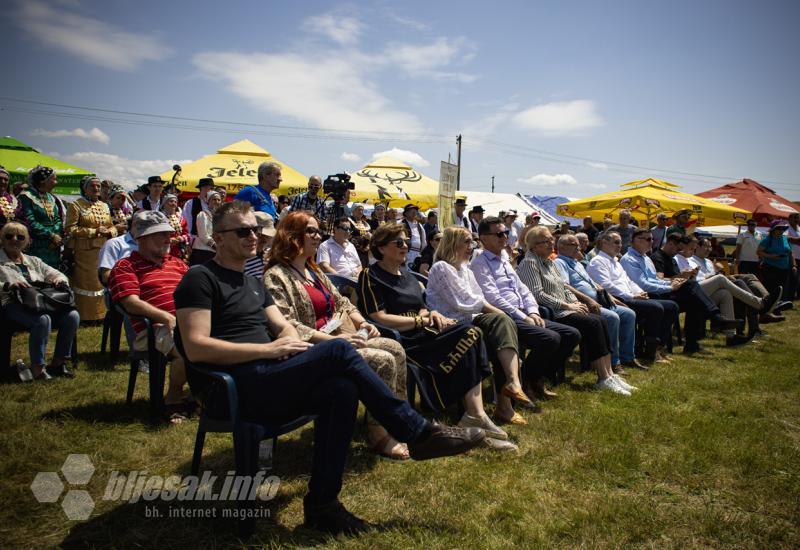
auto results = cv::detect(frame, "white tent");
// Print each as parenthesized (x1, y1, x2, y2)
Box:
(458, 191, 561, 225)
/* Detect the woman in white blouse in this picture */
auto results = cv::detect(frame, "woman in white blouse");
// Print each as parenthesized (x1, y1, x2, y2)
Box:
(188, 191, 222, 266)
(427, 226, 533, 425)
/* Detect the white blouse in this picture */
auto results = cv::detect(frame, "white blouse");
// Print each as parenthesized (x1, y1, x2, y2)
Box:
(193, 211, 215, 252)
(426, 260, 485, 323)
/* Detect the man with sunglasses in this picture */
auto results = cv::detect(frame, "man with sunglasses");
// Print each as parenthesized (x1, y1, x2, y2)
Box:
(317, 218, 362, 279)
(174, 201, 485, 535)
(289, 175, 326, 219)
(109, 211, 189, 422)
(471, 216, 580, 399)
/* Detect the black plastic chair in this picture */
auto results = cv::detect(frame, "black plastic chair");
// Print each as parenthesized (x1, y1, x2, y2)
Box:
(410, 271, 428, 287)
(181, 355, 314, 537)
(1, 306, 78, 382)
(115, 303, 167, 423)
(100, 296, 123, 359)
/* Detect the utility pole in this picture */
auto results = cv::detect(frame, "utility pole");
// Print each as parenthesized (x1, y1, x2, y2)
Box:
(491, 175, 495, 193)
(456, 134, 462, 191)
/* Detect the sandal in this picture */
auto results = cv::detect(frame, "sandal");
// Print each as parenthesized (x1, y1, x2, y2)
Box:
(368, 435, 410, 461)
(163, 403, 189, 425)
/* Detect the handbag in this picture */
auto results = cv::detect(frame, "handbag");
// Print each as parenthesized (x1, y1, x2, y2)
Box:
(11, 282, 76, 315)
(596, 287, 614, 309)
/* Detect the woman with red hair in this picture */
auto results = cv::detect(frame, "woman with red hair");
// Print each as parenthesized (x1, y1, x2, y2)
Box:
(264, 212, 411, 460)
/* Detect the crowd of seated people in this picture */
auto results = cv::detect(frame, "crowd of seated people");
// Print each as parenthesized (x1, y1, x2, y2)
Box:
(4, 160, 800, 536)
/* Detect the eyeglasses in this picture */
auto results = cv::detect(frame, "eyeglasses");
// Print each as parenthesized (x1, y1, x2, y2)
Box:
(560, 242, 578, 247)
(305, 227, 322, 237)
(3, 234, 25, 241)
(482, 230, 509, 239)
(336, 226, 353, 233)
(218, 226, 259, 238)
(390, 238, 410, 248)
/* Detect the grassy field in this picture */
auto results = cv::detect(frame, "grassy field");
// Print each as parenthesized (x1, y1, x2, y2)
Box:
(1, 310, 799, 548)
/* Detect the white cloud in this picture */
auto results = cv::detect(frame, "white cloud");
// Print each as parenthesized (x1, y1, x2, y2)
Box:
(340, 152, 362, 163)
(17, 0, 171, 71)
(384, 12, 429, 31)
(56, 151, 190, 186)
(513, 100, 604, 135)
(31, 127, 110, 145)
(518, 173, 578, 186)
(587, 161, 608, 170)
(193, 52, 424, 134)
(382, 37, 478, 82)
(303, 13, 363, 46)
(372, 148, 430, 168)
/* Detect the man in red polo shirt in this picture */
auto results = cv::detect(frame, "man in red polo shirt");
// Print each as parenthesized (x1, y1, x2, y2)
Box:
(109, 211, 189, 422)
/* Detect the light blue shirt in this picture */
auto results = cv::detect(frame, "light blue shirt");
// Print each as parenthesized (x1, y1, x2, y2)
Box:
(620, 248, 672, 294)
(469, 249, 539, 320)
(234, 185, 277, 219)
(554, 255, 597, 300)
(98, 232, 138, 272)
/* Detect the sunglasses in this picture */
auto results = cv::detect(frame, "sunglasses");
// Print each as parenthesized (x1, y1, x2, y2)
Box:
(482, 230, 509, 239)
(390, 238, 410, 248)
(3, 234, 25, 241)
(336, 226, 353, 232)
(305, 227, 322, 237)
(218, 226, 259, 238)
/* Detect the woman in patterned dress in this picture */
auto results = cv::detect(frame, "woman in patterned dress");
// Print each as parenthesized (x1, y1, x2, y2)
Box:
(160, 193, 189, 261)
(65, 176, 117, 321)
(106, 183, 132, 235)
(348, 203, 372, 267)
(16, 165, 64, 269)
(0, 166, 17, 230)
(264, 211, 411, 460)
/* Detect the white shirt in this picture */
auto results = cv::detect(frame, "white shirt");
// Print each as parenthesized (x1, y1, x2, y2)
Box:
(192, 211, 215, 252)
(508, 223, 520, 248)
(426, 261, 486, 323)
(406, 219, 423, 267)
(181, 196, 209, 236)
(786, 224, 800, 260)
(316, 238, 362, 279)
(736, 230, 762, 262)
(674, 253, 701, 274)
(692, 255, 716, 282)
(586, 250, 644, 301)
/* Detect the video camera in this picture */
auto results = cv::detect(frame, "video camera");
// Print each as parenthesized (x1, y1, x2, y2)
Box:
(323, 173, 355, 200)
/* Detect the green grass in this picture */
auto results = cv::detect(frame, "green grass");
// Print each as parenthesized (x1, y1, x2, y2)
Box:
(2, 311, 799, 548)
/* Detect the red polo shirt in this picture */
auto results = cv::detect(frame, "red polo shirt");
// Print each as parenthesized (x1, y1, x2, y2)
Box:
(109, 251, 189, 334)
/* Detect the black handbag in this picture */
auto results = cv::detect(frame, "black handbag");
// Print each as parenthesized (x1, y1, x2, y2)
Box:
(596, 288, 614, 309)
(11, 282, 76, 315)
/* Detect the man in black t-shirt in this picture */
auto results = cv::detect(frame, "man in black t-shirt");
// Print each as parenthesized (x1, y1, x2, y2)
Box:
(650, 233, 683, 278)
(174, 201, 484, 536)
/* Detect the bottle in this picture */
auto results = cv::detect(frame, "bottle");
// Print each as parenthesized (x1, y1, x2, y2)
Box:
(16, 359, 33, 383)
(356, 328, 369, 340)
(258, 440, 274, 471)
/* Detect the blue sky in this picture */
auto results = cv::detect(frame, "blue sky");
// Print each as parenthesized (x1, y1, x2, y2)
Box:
(1, 0, 798, 199)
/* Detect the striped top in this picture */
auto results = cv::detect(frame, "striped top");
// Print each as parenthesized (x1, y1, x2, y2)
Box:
(109, 251, 188, 334)
(517, 251, 578, 318)
(244, 252, 266, 280)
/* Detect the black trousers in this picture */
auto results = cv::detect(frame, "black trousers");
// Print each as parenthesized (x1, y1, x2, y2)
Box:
(623, 298, 678, 347)
(514, 318, 580, 385)
(737, 261, 760, 275)
(231, 340, 427, 506)
(654, 279, 719, 345)
(761, 264, 790, 297)
(553, 312, 611, 363)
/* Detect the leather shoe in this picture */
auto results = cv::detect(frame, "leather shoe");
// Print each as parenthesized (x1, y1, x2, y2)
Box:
(773, 300, 793, 314)
(493, 411, 528, 425)
(612, 364, 628, 375)
(303, 499, 372, 536)
(621, 359, 649, 371)
(726, 333, 755, 347)
(501, 383, 535, 408)
(712, 316, 744, 332)
(760, 287, 781, 313)
(408, 422, 485, 461)
(49, 363, 75, 378)
(759, 313, 785, 324)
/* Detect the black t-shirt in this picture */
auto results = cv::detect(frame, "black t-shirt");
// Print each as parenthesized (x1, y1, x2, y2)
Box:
(173, 260, 275, 347)
(584, 224, 599, 243)
(650, 249, 679, 278)
(413, 245, 435, 272)
(358, 263, 424, 316)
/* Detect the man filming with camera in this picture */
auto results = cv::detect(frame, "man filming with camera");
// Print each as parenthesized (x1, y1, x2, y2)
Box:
(321, 173, 354, 236)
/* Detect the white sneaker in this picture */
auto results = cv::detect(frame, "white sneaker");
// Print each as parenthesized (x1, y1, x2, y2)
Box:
(596, 377, 631, 396)
(458, 413, 508, 440)
(613, 375, 639, 392)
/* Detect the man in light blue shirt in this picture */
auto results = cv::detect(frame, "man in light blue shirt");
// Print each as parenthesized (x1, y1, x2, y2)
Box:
(471, 216, 580, 397)
(621, 227, 739, 354)
(233, 161, 280, 219)
(554, 234, 641, 370)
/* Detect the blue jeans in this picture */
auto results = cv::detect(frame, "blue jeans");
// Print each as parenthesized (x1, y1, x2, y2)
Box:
(5, 303, 79, 367)
(227, 339, 427, 506)
(600, 304, 636, 364)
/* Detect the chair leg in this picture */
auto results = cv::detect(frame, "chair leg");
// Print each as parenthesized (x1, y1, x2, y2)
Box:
(101, 313, 110, 353)
(233, 427, 259, 539)
(191, 429, 206, 476)
(110, 311, 123, 360)
(126, 359, 139, 405)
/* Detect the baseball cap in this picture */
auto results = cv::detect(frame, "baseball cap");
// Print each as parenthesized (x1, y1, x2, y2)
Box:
(132, 210, 174, 239)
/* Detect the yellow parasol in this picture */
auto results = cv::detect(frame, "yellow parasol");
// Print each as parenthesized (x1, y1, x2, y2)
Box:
(557, 178, 751, 226)
(160, 139, 307, 198)
(348, 157, 441, 209)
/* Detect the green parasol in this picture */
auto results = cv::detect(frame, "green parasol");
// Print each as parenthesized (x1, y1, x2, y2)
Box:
(0, 136, 94, 196)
